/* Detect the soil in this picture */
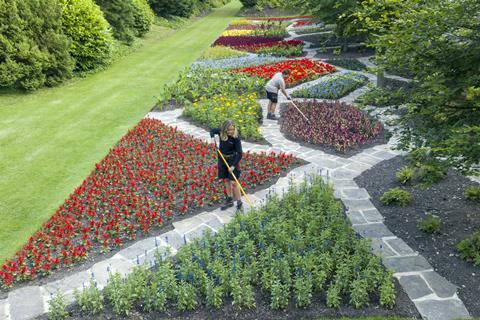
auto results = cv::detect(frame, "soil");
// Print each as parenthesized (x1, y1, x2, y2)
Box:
(277, 103, 389, 158)
(0, 161, 305, 298)
(38, 278, 419, 320)
(355, 156, 480, 317)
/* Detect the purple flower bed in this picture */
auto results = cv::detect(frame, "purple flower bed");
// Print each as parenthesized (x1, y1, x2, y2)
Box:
(213, 36, 284, 47)
(280, 100, 383, 152)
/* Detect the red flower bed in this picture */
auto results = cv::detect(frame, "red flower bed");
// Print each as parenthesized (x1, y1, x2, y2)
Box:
(0, 119, 297, 288)
(235, 40, 304, 53)
(292, 20, 314, 27)
(232, 59, 336, 87)
(247, 16, 313, 21)
(213, 36, 283, 47)
(280, 100, 383, 152)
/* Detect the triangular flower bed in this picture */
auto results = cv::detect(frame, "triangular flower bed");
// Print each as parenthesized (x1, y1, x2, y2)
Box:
(0, 119, 298, 288)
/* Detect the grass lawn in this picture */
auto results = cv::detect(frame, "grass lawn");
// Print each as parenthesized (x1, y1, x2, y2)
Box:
(0, 1, 242, 264)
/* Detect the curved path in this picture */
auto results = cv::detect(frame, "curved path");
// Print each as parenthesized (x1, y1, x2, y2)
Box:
(0, 17, 472, 320)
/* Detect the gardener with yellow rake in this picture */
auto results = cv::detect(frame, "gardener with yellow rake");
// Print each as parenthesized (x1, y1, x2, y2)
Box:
(210, 120, 245, 211)
(265, 69, 292, 120)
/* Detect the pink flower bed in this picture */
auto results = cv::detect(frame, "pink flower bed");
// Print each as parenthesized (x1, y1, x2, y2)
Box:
(213, 36, 283, 47)
(280, 100, 383, 152)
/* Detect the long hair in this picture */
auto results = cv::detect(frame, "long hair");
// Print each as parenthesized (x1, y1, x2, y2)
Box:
(220, 119, 238, 141)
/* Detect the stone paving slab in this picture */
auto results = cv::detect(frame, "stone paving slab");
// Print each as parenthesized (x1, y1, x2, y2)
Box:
(90, 257, 134, 288)
(383, 255, 433, 273)
(361, 208, 384, 223)
(370, 238, 396, 258)
(43, 270, 91, 298)
(160, 230, 185, 250)
(341, 188, 370, 200)
(353, 222, 395, 238)
(398, 274, 434, 300)
(0, 299, 8, 320)
(342, 198, 376, 211)
(421, 271, 458, 298)
(385, 238, 416, 256)
(8, 286, 45, 320)
(414, 299, 470, 320)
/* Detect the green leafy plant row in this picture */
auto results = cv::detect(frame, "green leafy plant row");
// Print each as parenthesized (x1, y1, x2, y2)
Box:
(61, 176, 397, 318)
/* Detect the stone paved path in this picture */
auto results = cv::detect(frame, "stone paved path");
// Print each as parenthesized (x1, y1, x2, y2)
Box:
(0, 20, 472, 320)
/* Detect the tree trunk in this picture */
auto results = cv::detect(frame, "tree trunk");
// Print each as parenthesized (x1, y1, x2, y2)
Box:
(377, 68, 385, 88)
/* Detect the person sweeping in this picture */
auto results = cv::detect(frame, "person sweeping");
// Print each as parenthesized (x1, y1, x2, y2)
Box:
(210, 120, 244, 211)
(265, 69, 292, 120)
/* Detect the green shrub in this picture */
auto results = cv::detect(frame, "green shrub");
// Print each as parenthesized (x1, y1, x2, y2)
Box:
(74, 279, 104, 315)
(132, 0, 155, 37)
(406, 148, 447, 187)
(417, 214, 442, 233)
(380, 187, 412, 207)
(355, 86, 409, 107)
(199, 46, 247, 60)
(96, 0, 136, 44)
(465, 185, 480, 201)
(59, 0, 114, 71)
(457, 231, 480, 266)
(240, 0, 258, 7)
(48, 292, 68, 320)
(148, 0, 196, 18)
(0, 0, 74, 90)
(324, 58, 367, 71)
(396, 166, 414, 184)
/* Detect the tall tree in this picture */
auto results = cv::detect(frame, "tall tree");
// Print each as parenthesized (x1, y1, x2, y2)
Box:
(368, 0, 480, 173)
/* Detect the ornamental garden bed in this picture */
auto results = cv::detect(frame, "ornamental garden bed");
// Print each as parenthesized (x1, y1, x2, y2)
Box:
(45, 177, 419, 319)
(355, 156, 480, 316)
(0, 119, 299, 292)
(279, 100, 386, 156)
(232, 59, 336, 87)
(291, 72, 369, 100)
(181, 93, 267, 143)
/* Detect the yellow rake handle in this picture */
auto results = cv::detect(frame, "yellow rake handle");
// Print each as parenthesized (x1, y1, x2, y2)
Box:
(214, 140, 253, 207)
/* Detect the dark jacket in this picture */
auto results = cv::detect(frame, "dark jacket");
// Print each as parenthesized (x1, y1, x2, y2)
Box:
(210, 128, 243, 167)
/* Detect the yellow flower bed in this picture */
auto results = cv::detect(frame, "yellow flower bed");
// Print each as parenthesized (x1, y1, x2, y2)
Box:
(221, 29, 255, 37)
(230, 19, 251, 25)
(183, 93, 263, 141)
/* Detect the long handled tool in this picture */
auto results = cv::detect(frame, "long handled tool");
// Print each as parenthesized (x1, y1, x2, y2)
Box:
(288, 99, 310, 123)
(213, 137, 253, 207)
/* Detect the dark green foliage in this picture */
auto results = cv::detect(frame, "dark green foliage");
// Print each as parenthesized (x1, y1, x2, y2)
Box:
(370, 0, 480, 175)
(132, 0, 155, 37)
(355, 86, 410, 107)
(96, 0, 136, 44)
(59, 0, 113, 72)
(417, 214, 442, 234)
(148, 0, 196, 17)
(240, 0, 257, 7)
(380, 187, 412, 207)
(406, 148, 447, 187)
(325, 58, 367, 71)
(72, 176, 397, 314)
(0, 0, 74, 90)
(396, 166, 414, 185)
(457, 231, 480, 266)
(465, 186, 480, 202)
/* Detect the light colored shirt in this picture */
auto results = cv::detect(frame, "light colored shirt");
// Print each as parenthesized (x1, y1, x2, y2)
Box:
(265, 72, 285, 93)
